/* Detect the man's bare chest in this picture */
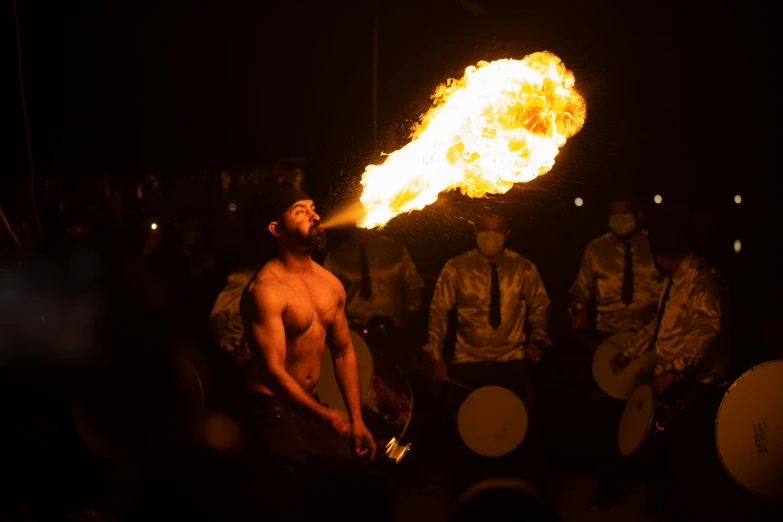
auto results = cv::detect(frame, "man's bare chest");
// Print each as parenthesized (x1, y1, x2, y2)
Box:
(282, 279, 339, 336)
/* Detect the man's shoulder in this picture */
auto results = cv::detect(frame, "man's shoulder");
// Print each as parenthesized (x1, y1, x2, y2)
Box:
(446, 249, 477, 268)
(243, 262, 285, 301)
(503, 249, 534, 266)
(312, 261, 345, 292)
(687, 256, 726, 289)
(375, 235, 406, 256)
(586, 232, 615, 250)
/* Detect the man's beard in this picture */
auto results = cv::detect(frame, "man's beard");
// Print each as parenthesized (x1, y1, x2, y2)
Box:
(306, 227, 327, 251)
(282, 224, 326, 252)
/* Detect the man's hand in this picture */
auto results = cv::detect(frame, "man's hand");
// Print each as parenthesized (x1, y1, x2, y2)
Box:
(650, 372, 675, 395)
(571, 310, 589, 330)
(350, 419, 377, 459)
(325, 408, 351, 436)
(610, 353, 631, 374)
(526, 341, 543, 362)
(427, 360, 448, 383)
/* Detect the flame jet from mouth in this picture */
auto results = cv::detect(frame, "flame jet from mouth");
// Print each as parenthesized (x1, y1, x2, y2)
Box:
(357, 51, 586, 228)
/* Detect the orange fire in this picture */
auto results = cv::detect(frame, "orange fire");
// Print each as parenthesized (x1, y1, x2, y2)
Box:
(359, 51, 586, 228)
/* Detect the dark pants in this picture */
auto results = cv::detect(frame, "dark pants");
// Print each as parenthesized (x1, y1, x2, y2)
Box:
(445, 360, 543, 499)
(592, 397, 631, 497)
(244, 392, 351, 477)
(241, 393, 352, 521)
(594, 380, 712, 513)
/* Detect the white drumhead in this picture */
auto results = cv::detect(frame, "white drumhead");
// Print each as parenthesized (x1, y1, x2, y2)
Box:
(319, 330, 374, 415)
(593, 332, 656, 400)
(716, 360, 783, 499)
(457, 386, 528, 458)
(618, 385, 655, 457)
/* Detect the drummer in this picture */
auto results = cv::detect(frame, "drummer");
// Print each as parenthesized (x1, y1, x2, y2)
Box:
(569, 192, 663, 512)
(322, 226, 424, 368)
(423, 212, 551, 492)
(602, 209, 731, 514)
(569, 192, 663, 341)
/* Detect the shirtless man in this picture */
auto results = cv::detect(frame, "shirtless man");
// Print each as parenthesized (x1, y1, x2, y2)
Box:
(240, 184, 376, 479)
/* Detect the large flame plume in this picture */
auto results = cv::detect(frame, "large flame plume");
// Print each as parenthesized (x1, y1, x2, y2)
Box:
(358, 51, 586, 228)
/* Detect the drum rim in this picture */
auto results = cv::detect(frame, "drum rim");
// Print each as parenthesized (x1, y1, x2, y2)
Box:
(319, 329, 376, 415)
(457, 385, 528, 458)
(618, 384, 655, 457)
(350, 329, 377, 401)
(592, 335, 655, 401)
(714, 359, 783, 499)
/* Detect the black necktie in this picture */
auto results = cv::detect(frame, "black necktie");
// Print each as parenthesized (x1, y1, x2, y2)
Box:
(489, 262, 501, 328)
(622, 240, 634, 305)
(359, 244, 371, 300)
(650, 280, 673, 351)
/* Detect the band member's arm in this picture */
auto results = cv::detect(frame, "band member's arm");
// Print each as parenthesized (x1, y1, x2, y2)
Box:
(326, 287, 364, 423)
(245, 285, 332, 419)
(569, 249, 594, 317)
(657, 273, 724, 377)
(209, 269, 254, 363)
(623, 319, 656, 359)
(522, 263, 552, 346)
(401, 246, 424, 314)
(423, 260, 459, 362)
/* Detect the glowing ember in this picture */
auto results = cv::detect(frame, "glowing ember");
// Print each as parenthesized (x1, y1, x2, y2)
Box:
(358, 51, 586, 228)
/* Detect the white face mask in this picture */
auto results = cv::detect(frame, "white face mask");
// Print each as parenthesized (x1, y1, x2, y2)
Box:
(609, 213, 636, 237)
(476, 231, 505, 257)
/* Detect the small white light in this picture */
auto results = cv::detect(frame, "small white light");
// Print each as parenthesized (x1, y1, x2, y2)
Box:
(733, 239, 741, 254)
(150, 223, 158, 230)
(734, 194, 742, 204)
(653, 194, 663, 204)
(574, 197, 583, 207)
(228, 202, 238, 212)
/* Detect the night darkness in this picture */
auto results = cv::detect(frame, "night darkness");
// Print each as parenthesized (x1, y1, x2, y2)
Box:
(6, 0, 776, 292)
(2, 1, 781, 518)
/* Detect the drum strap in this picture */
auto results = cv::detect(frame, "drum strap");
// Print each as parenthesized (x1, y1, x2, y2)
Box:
(649, 280, 673, 353)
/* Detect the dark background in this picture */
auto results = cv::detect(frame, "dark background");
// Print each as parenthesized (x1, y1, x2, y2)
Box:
(5, 0, 777, 330)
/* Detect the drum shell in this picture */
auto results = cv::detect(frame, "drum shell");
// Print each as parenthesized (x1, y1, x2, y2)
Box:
(320, 329, 413, 443)
(362, 350, 414, 442)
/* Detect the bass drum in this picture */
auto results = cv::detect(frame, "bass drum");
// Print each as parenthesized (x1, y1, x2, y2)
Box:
(716, 360, 783, 499)
(592, 332, 656, 400)
(319, 330, 413, 446)
(457, 386, 528, 458)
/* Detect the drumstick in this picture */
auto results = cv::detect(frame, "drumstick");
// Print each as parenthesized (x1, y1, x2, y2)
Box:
(446, 378, 475, 390)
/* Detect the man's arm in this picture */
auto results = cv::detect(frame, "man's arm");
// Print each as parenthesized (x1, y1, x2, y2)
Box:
(423, 260, 459, 362)
(326, 286, 365, 423)
(210, 269, 255, 363)
(657, 273, 724, 377)
(522, 262, 552, 346)
(245, 283, 331, 419)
